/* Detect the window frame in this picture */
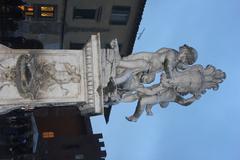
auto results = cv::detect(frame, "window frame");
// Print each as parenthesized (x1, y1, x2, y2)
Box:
(110, 6, 131, 25)
(42, 131, 55, 139)
(24, 5, 35, 17)
(37, 4, 57, 20)
(73, 8, 97, 20)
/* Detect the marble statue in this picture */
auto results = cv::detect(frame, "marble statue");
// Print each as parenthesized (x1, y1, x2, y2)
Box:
(115, 44, 198, 85)
(99, 43, 224, 122)
(113, 45, 198, 103)
(99, 42, 225, 122)
(0, 34, 226, 121)
(124, 64, 226, 122)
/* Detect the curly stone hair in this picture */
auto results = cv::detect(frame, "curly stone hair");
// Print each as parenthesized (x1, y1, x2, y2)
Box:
(179, 44, 198, 65)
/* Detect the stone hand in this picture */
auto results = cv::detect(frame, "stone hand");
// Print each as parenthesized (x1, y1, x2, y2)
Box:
(136, 88, 146, 93)
(161, 78, 173, 88)
(194, 94, 201, 100)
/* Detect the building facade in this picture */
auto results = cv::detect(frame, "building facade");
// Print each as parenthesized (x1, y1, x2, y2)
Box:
(0, 108, 106, 160)
(0, 1, 146, 159)
(16, 0, 146, 56)
(33, 106, 106, 160)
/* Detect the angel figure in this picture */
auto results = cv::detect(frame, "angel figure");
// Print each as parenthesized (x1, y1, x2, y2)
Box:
(115, 44, 198, 85)
(125, 64, 226, 122)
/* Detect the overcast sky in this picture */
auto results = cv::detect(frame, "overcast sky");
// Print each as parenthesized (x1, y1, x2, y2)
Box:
(91, 0, 240, 160)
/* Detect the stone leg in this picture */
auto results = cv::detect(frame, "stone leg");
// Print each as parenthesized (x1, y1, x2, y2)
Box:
(145, 104, 154, 116)
(114, 70, 133, 84)
(115, 59, 149, 84)
(126, 95, 159, 122)
(121, 92, 138, 103)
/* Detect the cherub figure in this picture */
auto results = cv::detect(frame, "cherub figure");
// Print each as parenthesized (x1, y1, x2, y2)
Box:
(114, 44, 198, 105)
(125, 64, 226, 122)
(115, 44, 198, 85)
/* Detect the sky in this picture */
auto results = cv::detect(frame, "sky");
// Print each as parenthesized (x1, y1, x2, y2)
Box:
(91, 0, 240, 160)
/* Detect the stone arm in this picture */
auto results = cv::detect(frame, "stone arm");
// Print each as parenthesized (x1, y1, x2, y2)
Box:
(175, 95, 197, 106)
(176, 63, 189, 70)
(122, 52, 153, 61)
(163, 54, 177, 79)
(136, 84, 163, 96)
(140, 72, 156, 84)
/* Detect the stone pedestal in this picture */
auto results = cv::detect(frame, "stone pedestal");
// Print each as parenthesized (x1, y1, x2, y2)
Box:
(0, 34, 119, 115)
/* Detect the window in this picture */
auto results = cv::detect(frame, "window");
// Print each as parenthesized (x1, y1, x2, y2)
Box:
(25, 6, 34, 17)
(18, 5, 56, 19)
(41, 6, 54, 12)
(70, 42, 85, 49)
(41, 12, 54, 17)
(18, 5, 25, 11)
(42, 131, 55, 139)
(39, 5, 55, 18)
(110, 6, 131, 25)
(73, 9, 96, 19)
(27, 6, 34, 12)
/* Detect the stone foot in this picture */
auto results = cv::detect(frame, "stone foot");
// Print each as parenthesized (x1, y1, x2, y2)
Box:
(146, 111, 153, 116)
(125, 115, 138, 122)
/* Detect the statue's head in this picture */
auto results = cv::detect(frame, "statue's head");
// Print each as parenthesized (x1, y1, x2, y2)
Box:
(171, 64, 226, 96)
(178, 44, 198, 65)
(173, 71, 203, 96)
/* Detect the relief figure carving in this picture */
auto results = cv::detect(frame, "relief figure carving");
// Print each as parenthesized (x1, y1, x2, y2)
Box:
(0, 54, 81, 99)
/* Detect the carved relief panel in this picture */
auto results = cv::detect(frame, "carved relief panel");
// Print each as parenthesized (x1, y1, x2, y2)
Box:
(0, 35, 104, 115)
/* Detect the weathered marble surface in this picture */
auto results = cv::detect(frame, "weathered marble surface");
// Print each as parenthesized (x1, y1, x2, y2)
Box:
(109, 45, 226, 122)
(0, 35, 226, 121)
(0, 34, 105, 115)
